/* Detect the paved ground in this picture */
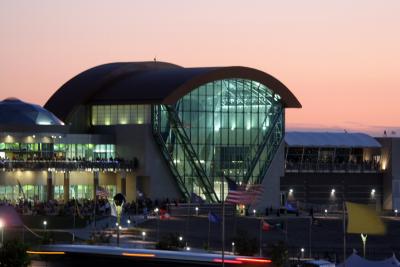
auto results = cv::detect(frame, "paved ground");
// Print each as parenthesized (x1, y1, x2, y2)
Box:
(132, 213, 400, 262)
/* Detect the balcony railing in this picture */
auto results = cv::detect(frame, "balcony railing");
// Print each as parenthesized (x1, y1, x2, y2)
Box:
(0, 160, 137, 172)
(285, 161, 381, 173)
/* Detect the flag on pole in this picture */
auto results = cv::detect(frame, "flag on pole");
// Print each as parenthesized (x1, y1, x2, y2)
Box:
(17, 179, 26, 200)
(346, 202, 386, 235)
(74, 199, 84, 219)
(191, 192, 204, 204)
(208, 211, 221, 224)
(225, 176, 264, 205)
(262, 220, 271, 232)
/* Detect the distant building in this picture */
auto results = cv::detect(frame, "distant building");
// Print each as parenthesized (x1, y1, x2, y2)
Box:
(281, 132, 400, 211)
(0, 61, 301, 208)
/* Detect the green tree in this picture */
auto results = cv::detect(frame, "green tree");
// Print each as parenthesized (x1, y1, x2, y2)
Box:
(232, 229, 258, 256)
(0, 239, 31, 267)
(269, 241, 288, 267)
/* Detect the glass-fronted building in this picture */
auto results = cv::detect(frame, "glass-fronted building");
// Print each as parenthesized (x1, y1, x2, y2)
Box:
(1, 61, 302, 208)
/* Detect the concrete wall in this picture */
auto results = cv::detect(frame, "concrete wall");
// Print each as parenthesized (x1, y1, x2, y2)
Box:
(253, 140, 285, 211)
(93, 124, 182, 200)
(281, 172, 383, 210)
(0, 170, 47, 185)
(377, 137, 400, 210)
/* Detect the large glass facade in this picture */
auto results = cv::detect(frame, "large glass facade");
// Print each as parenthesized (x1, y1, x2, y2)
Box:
(91, 104, 151, 125)
(0, 185, 46, 201)
(153, 79, 284, 202)
(0, 143, 115, 161)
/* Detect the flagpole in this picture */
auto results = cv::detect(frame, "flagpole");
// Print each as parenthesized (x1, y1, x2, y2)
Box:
(208, 211, 211, 250)
(259, 217, 262, 256)
(343, 201, 346, 267)
(309, 216, 312, 258)
(73, 198, 76, 243)
(221, 175, 225, 267)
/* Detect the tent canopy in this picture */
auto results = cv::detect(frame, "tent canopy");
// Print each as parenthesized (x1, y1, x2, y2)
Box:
(337, 252, 400, 267)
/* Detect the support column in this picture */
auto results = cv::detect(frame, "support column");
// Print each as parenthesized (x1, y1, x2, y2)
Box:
(121, 171, 127, 196)
(93, 171, 99, 199)
(47, 171, 54, 201)
(63, 171, 70, 201)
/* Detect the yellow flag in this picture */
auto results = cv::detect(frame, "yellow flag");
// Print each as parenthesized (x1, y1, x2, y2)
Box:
(346, 202, 386, 235)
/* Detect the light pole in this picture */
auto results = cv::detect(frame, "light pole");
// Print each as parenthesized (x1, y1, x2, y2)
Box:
(253, 209, 256, 217)
(127, 219, 131, 228)
(142, 231, 146, 241)
(113, 193, 126, 247)
(154, 207, 160, 241)
(301, 248, 305, 259)
(195, 206, 199, 216)
(324, 209, 328, 216)
(395, 209, 398, 217)
(43, 220, 47, 231)
(0, 218, 4, 248)
(232, 242, 235, 254)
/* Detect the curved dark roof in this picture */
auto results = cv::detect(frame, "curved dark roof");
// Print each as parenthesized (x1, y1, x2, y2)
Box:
(0, 98, 64, 126)
(45, 61, 301, 121)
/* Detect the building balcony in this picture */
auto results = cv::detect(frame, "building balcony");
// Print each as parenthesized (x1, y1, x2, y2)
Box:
(0, 159, 137, 172)
(285, 161, 381, 173)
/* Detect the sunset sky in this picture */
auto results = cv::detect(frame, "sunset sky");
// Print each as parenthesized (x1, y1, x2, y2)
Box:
(1, 1, 399, 136)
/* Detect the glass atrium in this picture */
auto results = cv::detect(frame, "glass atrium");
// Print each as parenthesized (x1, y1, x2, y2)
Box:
(153, 79, 284, 202)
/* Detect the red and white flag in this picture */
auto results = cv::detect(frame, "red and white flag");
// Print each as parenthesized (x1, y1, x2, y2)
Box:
(225, 183, 264, 205)
(262, 220, 271, 232)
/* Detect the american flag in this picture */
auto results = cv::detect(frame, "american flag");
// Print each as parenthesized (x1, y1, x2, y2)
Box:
(224, 176, 264, 205)
(96, 186, 109, 198)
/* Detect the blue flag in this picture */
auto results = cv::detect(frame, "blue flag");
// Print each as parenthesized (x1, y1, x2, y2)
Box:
(285, 202, 297, 212)
(191, 192, 204, 204)
(208, 212, 221, 224)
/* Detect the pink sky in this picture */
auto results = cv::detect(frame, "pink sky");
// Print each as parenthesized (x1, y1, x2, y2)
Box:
(0, 1, 399, 136)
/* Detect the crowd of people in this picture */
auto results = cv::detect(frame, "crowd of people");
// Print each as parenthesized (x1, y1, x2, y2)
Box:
(0, 196, 185, 217)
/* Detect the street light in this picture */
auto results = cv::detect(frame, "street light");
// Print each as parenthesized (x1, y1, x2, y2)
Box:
(395, 209, 398, 217)
(0, 218, 4, 248)
(195, 206, 199, 216)
(154, 208, 160, 241)
(43, 220, 47, 231)
(232, 242, 235, 254)
(301, 248, 305, 258)
(289, 189, 293, 194)
(331, 189, 335, 196)
(179, 236, 183, 241)
(142, 231, 146, 241)
(253, 209, 256, 216)
(324, 209, 328, 216)
(127, 219, 131, 228)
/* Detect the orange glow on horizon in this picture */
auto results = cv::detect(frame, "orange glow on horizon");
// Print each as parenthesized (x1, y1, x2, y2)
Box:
(0, 1, 399, 136)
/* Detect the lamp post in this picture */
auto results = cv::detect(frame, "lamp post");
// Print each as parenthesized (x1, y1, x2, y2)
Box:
(301, 248, 305, 259)
(127, 219, 131, 228)
(395, 209, 398, 217)
(195, 206, 199, 216)
(142, 231, 146, 241)
(43, 220, 47, 231)
(154, 207, 160, 241)
(232, 242, 235, 254)
(0, 218, 4, 248)
(324, 209, 328, 216)
(253, 209, 256, 217)
(113, 193, 126, 247)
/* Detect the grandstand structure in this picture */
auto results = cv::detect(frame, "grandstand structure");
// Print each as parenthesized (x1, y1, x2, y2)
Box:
(281, 132, 400, 211)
